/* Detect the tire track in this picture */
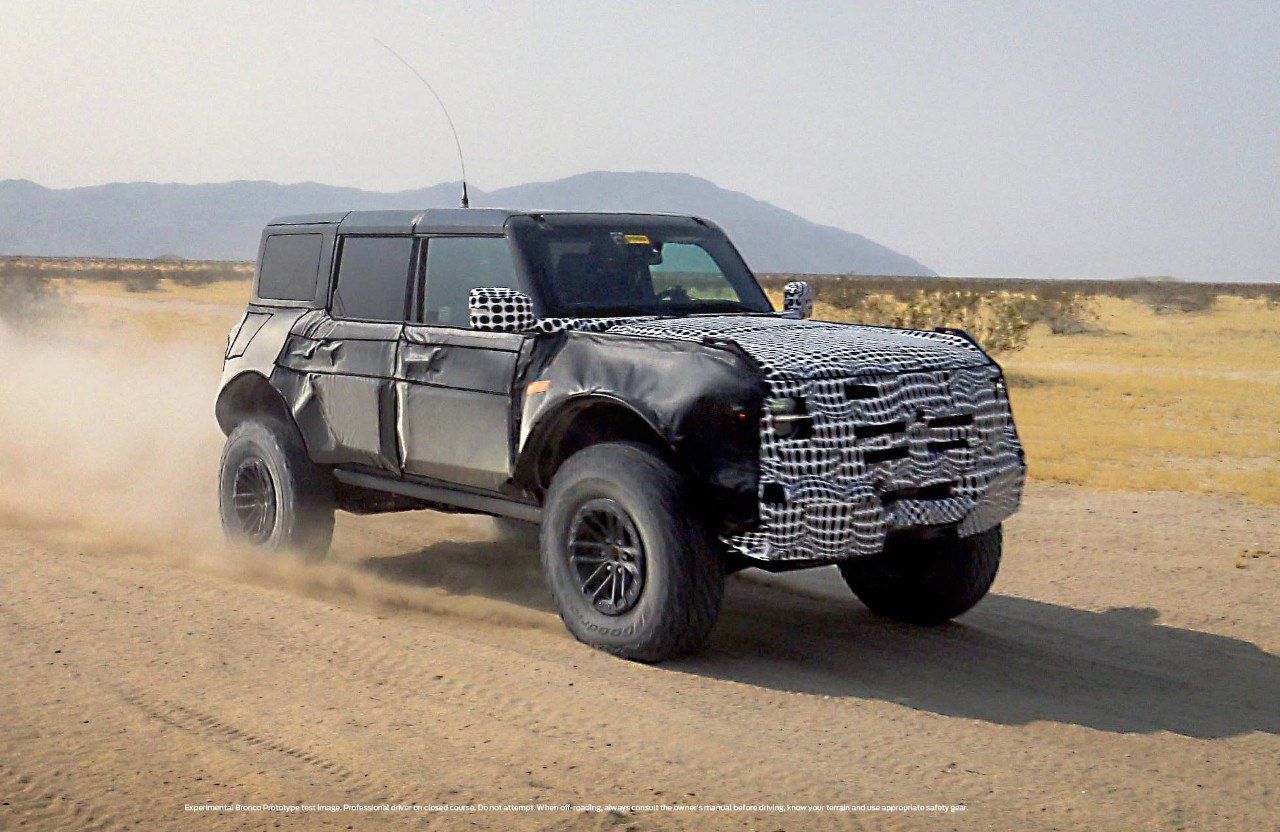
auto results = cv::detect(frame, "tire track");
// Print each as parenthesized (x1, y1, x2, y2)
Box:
(17, 548, 846, 819)
(114, 690, 390, 803)
(0, 759, 123, 832)
(269, 607, 850, 823)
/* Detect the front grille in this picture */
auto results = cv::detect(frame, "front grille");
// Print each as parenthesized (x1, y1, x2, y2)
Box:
(727, 364, 1025, 561)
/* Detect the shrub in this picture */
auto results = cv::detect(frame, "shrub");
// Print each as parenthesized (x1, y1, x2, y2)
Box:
(0, 273, 64, 330)
(759, 274, 1105, 353)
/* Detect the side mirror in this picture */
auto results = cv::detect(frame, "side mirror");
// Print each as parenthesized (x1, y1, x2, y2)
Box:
(469, 287, 538, 333)
(782, 280, 814, 319)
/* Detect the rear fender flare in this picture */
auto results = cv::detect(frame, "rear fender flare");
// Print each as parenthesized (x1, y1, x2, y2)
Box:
(215, 371, 294, 433)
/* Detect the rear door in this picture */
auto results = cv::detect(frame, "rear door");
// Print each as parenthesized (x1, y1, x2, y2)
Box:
(396, 235, 526, 491)
(285, 234, 413, 472)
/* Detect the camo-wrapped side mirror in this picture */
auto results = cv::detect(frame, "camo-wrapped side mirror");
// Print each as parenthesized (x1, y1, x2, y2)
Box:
(469, 287, 538, 333)
(782, 281, 814, 319)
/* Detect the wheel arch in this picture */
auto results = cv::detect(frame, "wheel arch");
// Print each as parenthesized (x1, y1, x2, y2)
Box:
(215, 371, 296, 436)
(515, 394, 677, 496)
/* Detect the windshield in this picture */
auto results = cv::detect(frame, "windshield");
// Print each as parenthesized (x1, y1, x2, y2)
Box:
(507, 215, 773, 318)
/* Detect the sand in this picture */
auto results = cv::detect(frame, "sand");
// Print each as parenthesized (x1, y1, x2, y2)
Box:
(2, 488, 1278, 831)
(0, 285, 1277, 830)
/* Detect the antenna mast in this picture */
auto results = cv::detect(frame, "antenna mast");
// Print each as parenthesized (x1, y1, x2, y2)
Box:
(372, 37, 470, 208)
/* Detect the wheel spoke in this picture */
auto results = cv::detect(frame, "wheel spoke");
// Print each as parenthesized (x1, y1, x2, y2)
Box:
(232, 457, 276, 545)
(583, 514, 611, 540)
(591, 570, 615, 602)
(579, 561, 609, 595)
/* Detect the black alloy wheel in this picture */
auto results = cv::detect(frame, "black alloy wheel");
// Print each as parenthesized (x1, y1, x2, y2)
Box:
(231, 457, 277, 544)
(568, 498, 646, 615)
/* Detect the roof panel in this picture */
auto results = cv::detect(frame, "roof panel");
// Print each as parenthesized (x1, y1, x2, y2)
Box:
(267, 211, 350, 226)
(337, 210, 421, 235)
(267, 209, 699, 235)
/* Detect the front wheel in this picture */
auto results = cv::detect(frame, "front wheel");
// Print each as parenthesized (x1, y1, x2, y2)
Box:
(839, 525, 1002, 625)
(540, 442, 724, 662)
(218, 417, 335, 558)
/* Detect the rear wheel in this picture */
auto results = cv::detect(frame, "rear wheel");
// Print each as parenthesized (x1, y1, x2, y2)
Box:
(540, 442, 724, 662)
(839, 525, 1002, 625)
(218, 417, 334, 558)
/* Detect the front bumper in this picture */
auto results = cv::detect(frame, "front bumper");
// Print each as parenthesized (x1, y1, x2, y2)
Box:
(723, 364, 1026, 562)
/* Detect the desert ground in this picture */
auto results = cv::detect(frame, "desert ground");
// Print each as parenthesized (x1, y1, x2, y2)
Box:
(0, 268, 1277, 830)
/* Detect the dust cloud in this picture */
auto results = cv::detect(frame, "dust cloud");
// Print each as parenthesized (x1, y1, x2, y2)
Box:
(0, 322, 225, 557)
(0, 319, 552, 630)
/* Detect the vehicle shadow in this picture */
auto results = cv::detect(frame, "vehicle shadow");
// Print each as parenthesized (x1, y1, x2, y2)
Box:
(677, 571, 1280, 739)
(356, 535, 557, 614)
(357, 536, 1279, 740)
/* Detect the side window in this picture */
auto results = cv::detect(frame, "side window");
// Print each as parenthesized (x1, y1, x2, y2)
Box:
(258, 233, 322, 302)
(331, 236, 414, 321)
(421, 237, 522, 327)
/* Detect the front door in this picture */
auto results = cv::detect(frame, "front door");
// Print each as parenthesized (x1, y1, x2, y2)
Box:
(396, 235, 527, 491)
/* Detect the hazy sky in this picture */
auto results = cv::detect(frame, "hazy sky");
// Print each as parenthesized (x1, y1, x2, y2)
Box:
(3, 1, 1277, 280)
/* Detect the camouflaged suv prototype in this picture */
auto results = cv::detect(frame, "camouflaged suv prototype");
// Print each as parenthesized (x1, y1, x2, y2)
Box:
(217, 209, 1025, 661)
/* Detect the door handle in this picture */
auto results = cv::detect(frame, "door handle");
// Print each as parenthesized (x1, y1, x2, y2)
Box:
(404, 346, 444, 371)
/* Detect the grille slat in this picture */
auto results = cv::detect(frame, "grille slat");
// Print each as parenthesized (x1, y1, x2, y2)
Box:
(927, 412, 975, 429)
(863, 445, 910, 464)
(855, 421, 906, 440)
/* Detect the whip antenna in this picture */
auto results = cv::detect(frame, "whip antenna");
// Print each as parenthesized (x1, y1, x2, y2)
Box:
(372, 37, 470, 208)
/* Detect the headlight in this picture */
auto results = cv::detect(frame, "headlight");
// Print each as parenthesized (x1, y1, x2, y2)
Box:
(766, 397, 802, 415)
(766, 397, 812, 439)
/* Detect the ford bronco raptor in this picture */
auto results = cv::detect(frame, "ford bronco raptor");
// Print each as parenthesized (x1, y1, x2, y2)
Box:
(217, 209, 1025, 661)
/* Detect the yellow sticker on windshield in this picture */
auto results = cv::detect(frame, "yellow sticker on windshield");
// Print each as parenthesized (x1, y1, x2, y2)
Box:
(623, 234, 651, 245)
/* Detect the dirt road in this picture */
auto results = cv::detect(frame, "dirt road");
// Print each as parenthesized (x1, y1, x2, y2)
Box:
(2, 483, 1277, 831)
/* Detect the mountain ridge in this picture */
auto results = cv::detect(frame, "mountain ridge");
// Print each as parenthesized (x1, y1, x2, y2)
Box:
(0, 172, 934, 275)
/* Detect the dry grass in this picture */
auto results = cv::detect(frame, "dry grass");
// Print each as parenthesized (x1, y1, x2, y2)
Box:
(759, 272, 1280, 311)
(1002, 296, 1280, 505)
(0, 254, 251, 286)
(5, 259, 1277, 506)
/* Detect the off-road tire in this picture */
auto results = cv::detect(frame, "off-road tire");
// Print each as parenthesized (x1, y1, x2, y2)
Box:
(218, 417, 335, 559)
(839, 525, 1002, 625)
(541, 442, 724, 662)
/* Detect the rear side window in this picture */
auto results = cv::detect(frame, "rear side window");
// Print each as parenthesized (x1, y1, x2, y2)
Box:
(331, 236, 414, 321)
(421, 237, 522, 326)
(257, 233, 322, 301)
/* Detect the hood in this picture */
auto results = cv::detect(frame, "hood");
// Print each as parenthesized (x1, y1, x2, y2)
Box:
(603, 315, 989, 380)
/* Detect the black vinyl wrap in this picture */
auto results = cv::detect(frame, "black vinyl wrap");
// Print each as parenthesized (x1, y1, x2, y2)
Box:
(516, 331, 766, 505)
